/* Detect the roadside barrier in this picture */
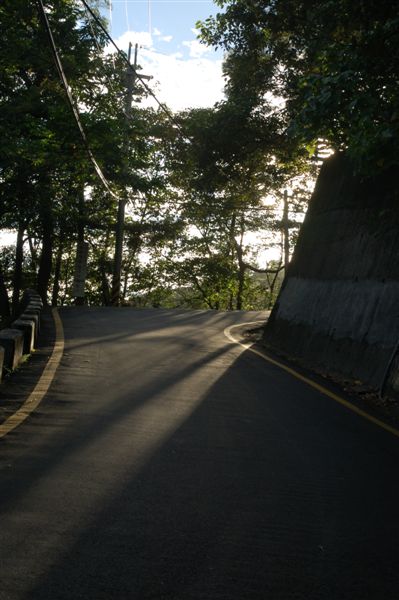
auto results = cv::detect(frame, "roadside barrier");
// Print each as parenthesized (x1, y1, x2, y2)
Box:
(0, 290, 43, 382)
(0, 346, 4, 381)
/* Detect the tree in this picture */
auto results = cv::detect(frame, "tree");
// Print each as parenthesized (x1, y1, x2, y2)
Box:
(0, 0, 115, 306)
(156, 96, 311, 310)
(0, 2, 318, 313)
(197, 0, 399, 173)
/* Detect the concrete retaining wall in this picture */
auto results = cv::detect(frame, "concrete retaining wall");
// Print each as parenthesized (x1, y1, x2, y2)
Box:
(264, 153, 399, 393)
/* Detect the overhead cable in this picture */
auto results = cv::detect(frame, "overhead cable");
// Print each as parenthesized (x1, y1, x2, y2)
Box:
(84, 5, 119, 95)
(79, 0, 191, 143)
(37, 0, 119, 199)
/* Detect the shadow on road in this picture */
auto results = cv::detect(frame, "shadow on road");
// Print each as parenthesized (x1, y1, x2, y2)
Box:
(1, 308, 398, 599)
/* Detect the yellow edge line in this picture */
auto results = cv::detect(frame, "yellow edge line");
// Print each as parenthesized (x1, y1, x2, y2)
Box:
(0, 308, 64, 439)
(224, 321, 399, 440)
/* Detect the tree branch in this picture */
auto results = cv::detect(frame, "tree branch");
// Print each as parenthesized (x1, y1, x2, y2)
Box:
(243, 262, 284, 274)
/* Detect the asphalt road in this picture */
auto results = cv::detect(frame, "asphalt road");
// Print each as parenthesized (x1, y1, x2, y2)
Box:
(1, 307, 399, 600)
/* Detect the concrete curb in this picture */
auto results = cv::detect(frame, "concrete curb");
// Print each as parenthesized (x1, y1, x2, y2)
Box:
(0, 346, 4, 382)
(0, 290, 43, 382)
(0, 329, 24, 372)
(12, 319, 36, 354)
(0, 308, 63, 438)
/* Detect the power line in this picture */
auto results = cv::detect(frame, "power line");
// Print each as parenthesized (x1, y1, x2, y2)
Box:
(80, 0, 191, 143)
(148, 0, 152, 36)
(84, 7, 152, 123)
(84, 5, 121, 96)
(36, 0, 118, 199)
(44, 6, 274, 214)
(124, 0, 131, 31)
(79, 7, 275, 225)
(138, 45, 186, 61)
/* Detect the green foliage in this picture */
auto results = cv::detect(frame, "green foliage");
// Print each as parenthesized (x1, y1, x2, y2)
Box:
(0, 244, 36, 296)
(0, 1, 311, 312)
(0, 1, 177, 307)
(197, 0, 399, 173)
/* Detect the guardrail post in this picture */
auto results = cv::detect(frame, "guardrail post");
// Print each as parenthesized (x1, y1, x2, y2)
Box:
(0, 329, 24, 371)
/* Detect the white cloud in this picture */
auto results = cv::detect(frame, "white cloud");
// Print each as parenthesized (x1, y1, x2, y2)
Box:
(140, 50, 224, 111)
(182, 29, 210, 58)
(111, 30, 225, 111)
(152, 28, 172, 43)
(111, 30, 154, 53)
(182, 39, 211, 59)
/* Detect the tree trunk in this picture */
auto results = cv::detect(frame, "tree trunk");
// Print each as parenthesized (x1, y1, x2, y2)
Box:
(100, 257, 111, 306)
(37, 210, 53, 305)
(236, 265, 245, 311)
(12, 222, 24, 316)
(0, 269, 10, 321)
(51, 237, 63, 307)
(283, 189, 290, 272)
(74, 188, 86, 306)
(228, 291, 234, 311)
(61, 251, 71, 306)
(27, 232, 38, 271)
(236, 217, 246, 310)
(122, 269, 129, 302)
(267, 268, 282, 309)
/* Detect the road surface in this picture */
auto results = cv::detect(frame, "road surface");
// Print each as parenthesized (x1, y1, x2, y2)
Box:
(0, 308, 399, 599)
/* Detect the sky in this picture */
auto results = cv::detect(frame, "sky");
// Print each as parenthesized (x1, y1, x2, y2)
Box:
(102, 0, 226, 111)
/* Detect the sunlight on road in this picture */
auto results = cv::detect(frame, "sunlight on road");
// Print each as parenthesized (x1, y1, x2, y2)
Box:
(0, 335, 242, 596)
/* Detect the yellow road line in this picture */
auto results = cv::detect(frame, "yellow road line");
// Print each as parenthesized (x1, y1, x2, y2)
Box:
(0, 308, 64, 439)
(224, 321, 399, 440)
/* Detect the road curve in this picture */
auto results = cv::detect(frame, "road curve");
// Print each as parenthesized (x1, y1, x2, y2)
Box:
(0, 307, 399, 599)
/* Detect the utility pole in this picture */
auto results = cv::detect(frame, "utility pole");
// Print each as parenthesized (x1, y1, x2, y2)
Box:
(111, 42, 134, 306)
(111, 43, 151, 306)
